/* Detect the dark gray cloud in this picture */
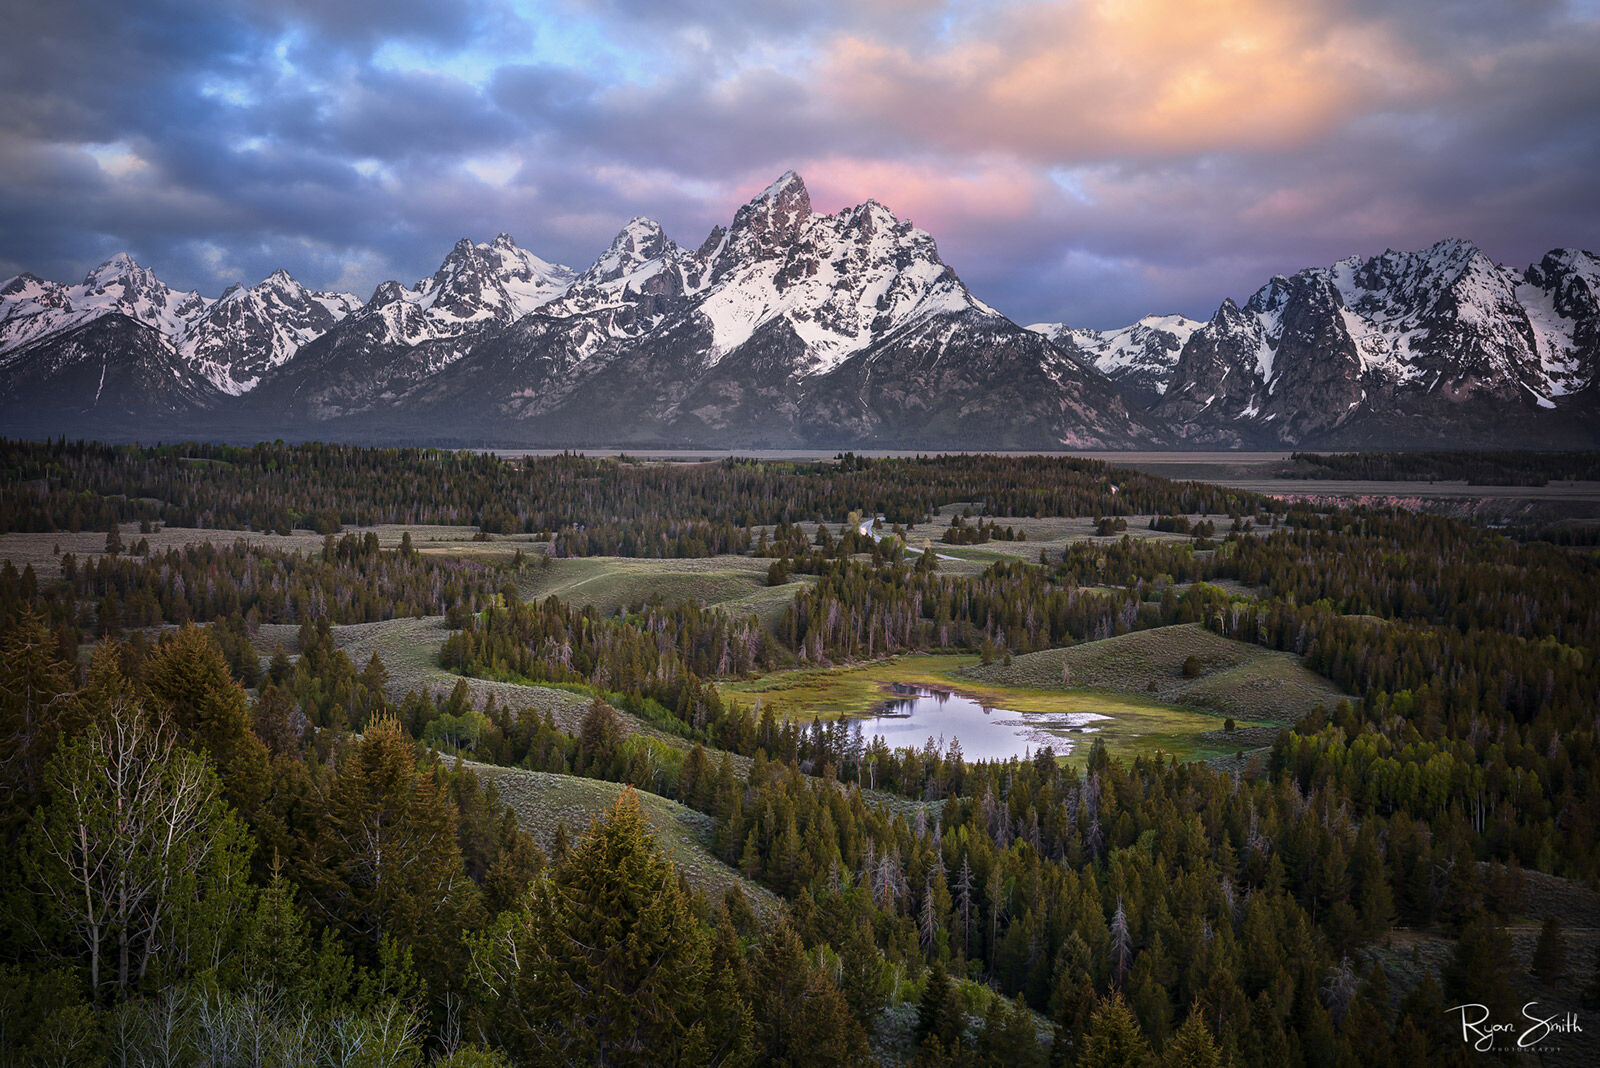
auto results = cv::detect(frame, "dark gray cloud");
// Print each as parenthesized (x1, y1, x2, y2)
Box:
(1, 0, 1597, 332)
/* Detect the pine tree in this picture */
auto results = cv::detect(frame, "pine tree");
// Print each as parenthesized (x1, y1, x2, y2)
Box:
(142, 624, 270, 812)
(976, 993, 1045, 1067)
(301, 716, 477, 994)
(750, 918, 868, 1066)
(955, 853, 975, 960)
(917, 963, 966, 1053)
(1081, 993, 1154, 1068)
(1161, 1010, 1223, 1068)
(482, 811, 546, 917)
(1110, 897, 1134, 986)
(0, 610, 83, 824)
(512, 788, 723, 1066)
(1444, 913, 1517, 1022)
(1532, 915, 1567, 983)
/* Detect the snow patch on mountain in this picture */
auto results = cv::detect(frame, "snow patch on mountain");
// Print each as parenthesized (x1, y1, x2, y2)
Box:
(355, 235, 575, 346)
(179, 270, 362, 394)
(689, 186, 988, 375)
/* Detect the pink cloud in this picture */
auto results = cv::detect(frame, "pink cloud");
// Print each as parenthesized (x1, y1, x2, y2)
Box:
(816, 0, 1431, 163)
(796, 157, 1050, 233)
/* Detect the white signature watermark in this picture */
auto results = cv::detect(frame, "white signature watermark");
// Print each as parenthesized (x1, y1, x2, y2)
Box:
(1446, 1002, 1582, 1052)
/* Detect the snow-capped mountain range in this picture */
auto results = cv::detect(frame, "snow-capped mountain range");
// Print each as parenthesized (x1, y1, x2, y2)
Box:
(1146, 239, 1599, 445)
(0, 255, 359, 396)
(1, 174, 1595, 447)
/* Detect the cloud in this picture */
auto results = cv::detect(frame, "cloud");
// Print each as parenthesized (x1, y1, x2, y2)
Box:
(0, 0, 1596, 329)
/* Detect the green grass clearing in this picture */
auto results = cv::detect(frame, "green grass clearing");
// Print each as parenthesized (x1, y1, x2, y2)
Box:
(515, 554, 799, 620)
(962, 623, 1347, 728)
(720, 653, 1238, 765)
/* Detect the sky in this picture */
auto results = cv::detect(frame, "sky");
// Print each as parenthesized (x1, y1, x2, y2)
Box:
(2, 0, 1598, 329)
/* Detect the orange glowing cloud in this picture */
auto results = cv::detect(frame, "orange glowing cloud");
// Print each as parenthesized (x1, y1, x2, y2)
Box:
(817, 0, 1432, 161)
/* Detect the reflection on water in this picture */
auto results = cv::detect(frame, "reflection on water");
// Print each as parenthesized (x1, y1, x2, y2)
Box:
(851, 684, 1110, 762)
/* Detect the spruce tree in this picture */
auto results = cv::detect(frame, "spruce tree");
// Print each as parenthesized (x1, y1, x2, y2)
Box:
(1081, 993, 1154, 1068)
(143, 624, 270, 812)
(513, 788, 725, 1066)
(1161, 1010, 1222, 1068)
(1444, 913, 1517, 1022)
(1532, 915, 1567, 983)
(750, 918, 867, 1066)
(301, 716, 477, 996)
(917, 963, 966, 1053)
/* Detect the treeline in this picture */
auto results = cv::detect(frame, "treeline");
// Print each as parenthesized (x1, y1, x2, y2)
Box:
(0, 535, 508, 636)
(546, 516, 752, 557)
(1289, 449, 1600, 485)
(1, 439, 1269, 541)
(1213, 506, 1600, 647)
(777, 554, 1227, 665)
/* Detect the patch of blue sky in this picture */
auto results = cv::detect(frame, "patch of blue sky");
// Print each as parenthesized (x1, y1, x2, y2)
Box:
(1049, 167, 1096, 205)
(371, 1, 654, 87)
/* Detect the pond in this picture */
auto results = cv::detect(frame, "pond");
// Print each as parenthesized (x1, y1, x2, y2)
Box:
(850, 683, 1110, 762)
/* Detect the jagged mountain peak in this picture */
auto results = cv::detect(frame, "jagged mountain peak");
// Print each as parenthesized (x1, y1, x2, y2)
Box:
(719, 171, 813, 266)
(581, 217, 677, 286)
(1246, 274, 1297, 315)
(756, 169, 808, 203)
(689, 176, 982, 372)
(178, 268, 360, 395)
(349, 233, 576, 347)
(83, 251, 142, 285)
(1210, 296, 1250, 324)
(1, 273, 51, 298)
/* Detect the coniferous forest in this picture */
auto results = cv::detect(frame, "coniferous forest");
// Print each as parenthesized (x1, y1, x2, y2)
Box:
(2, 440, 1598, 1065)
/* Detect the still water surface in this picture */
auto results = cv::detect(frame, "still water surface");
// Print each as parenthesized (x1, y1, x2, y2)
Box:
(851, 684, 1109, 762)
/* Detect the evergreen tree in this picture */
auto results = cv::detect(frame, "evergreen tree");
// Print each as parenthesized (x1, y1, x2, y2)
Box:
(750, 918, 868, 1066)
(0, 611, 83, 825)
(1081, 993, 1154, 1068)
(975, 993, 1045, 1067)
(300, 717, 477, 997)
(1444, 913, 1518, 1023)
(142, 624, 270, 812)
(1532, 915, 1567, 983)
(917, 963, 966, 1053)
(1161, 1010, 1223, 1068)
(511, 788, 730, 1066)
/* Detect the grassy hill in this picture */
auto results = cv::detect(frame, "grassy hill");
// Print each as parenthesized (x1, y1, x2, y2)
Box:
(462, 763, 778, 913)
(961, 623, 1347, 727)
(517, 555, 806, 625)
